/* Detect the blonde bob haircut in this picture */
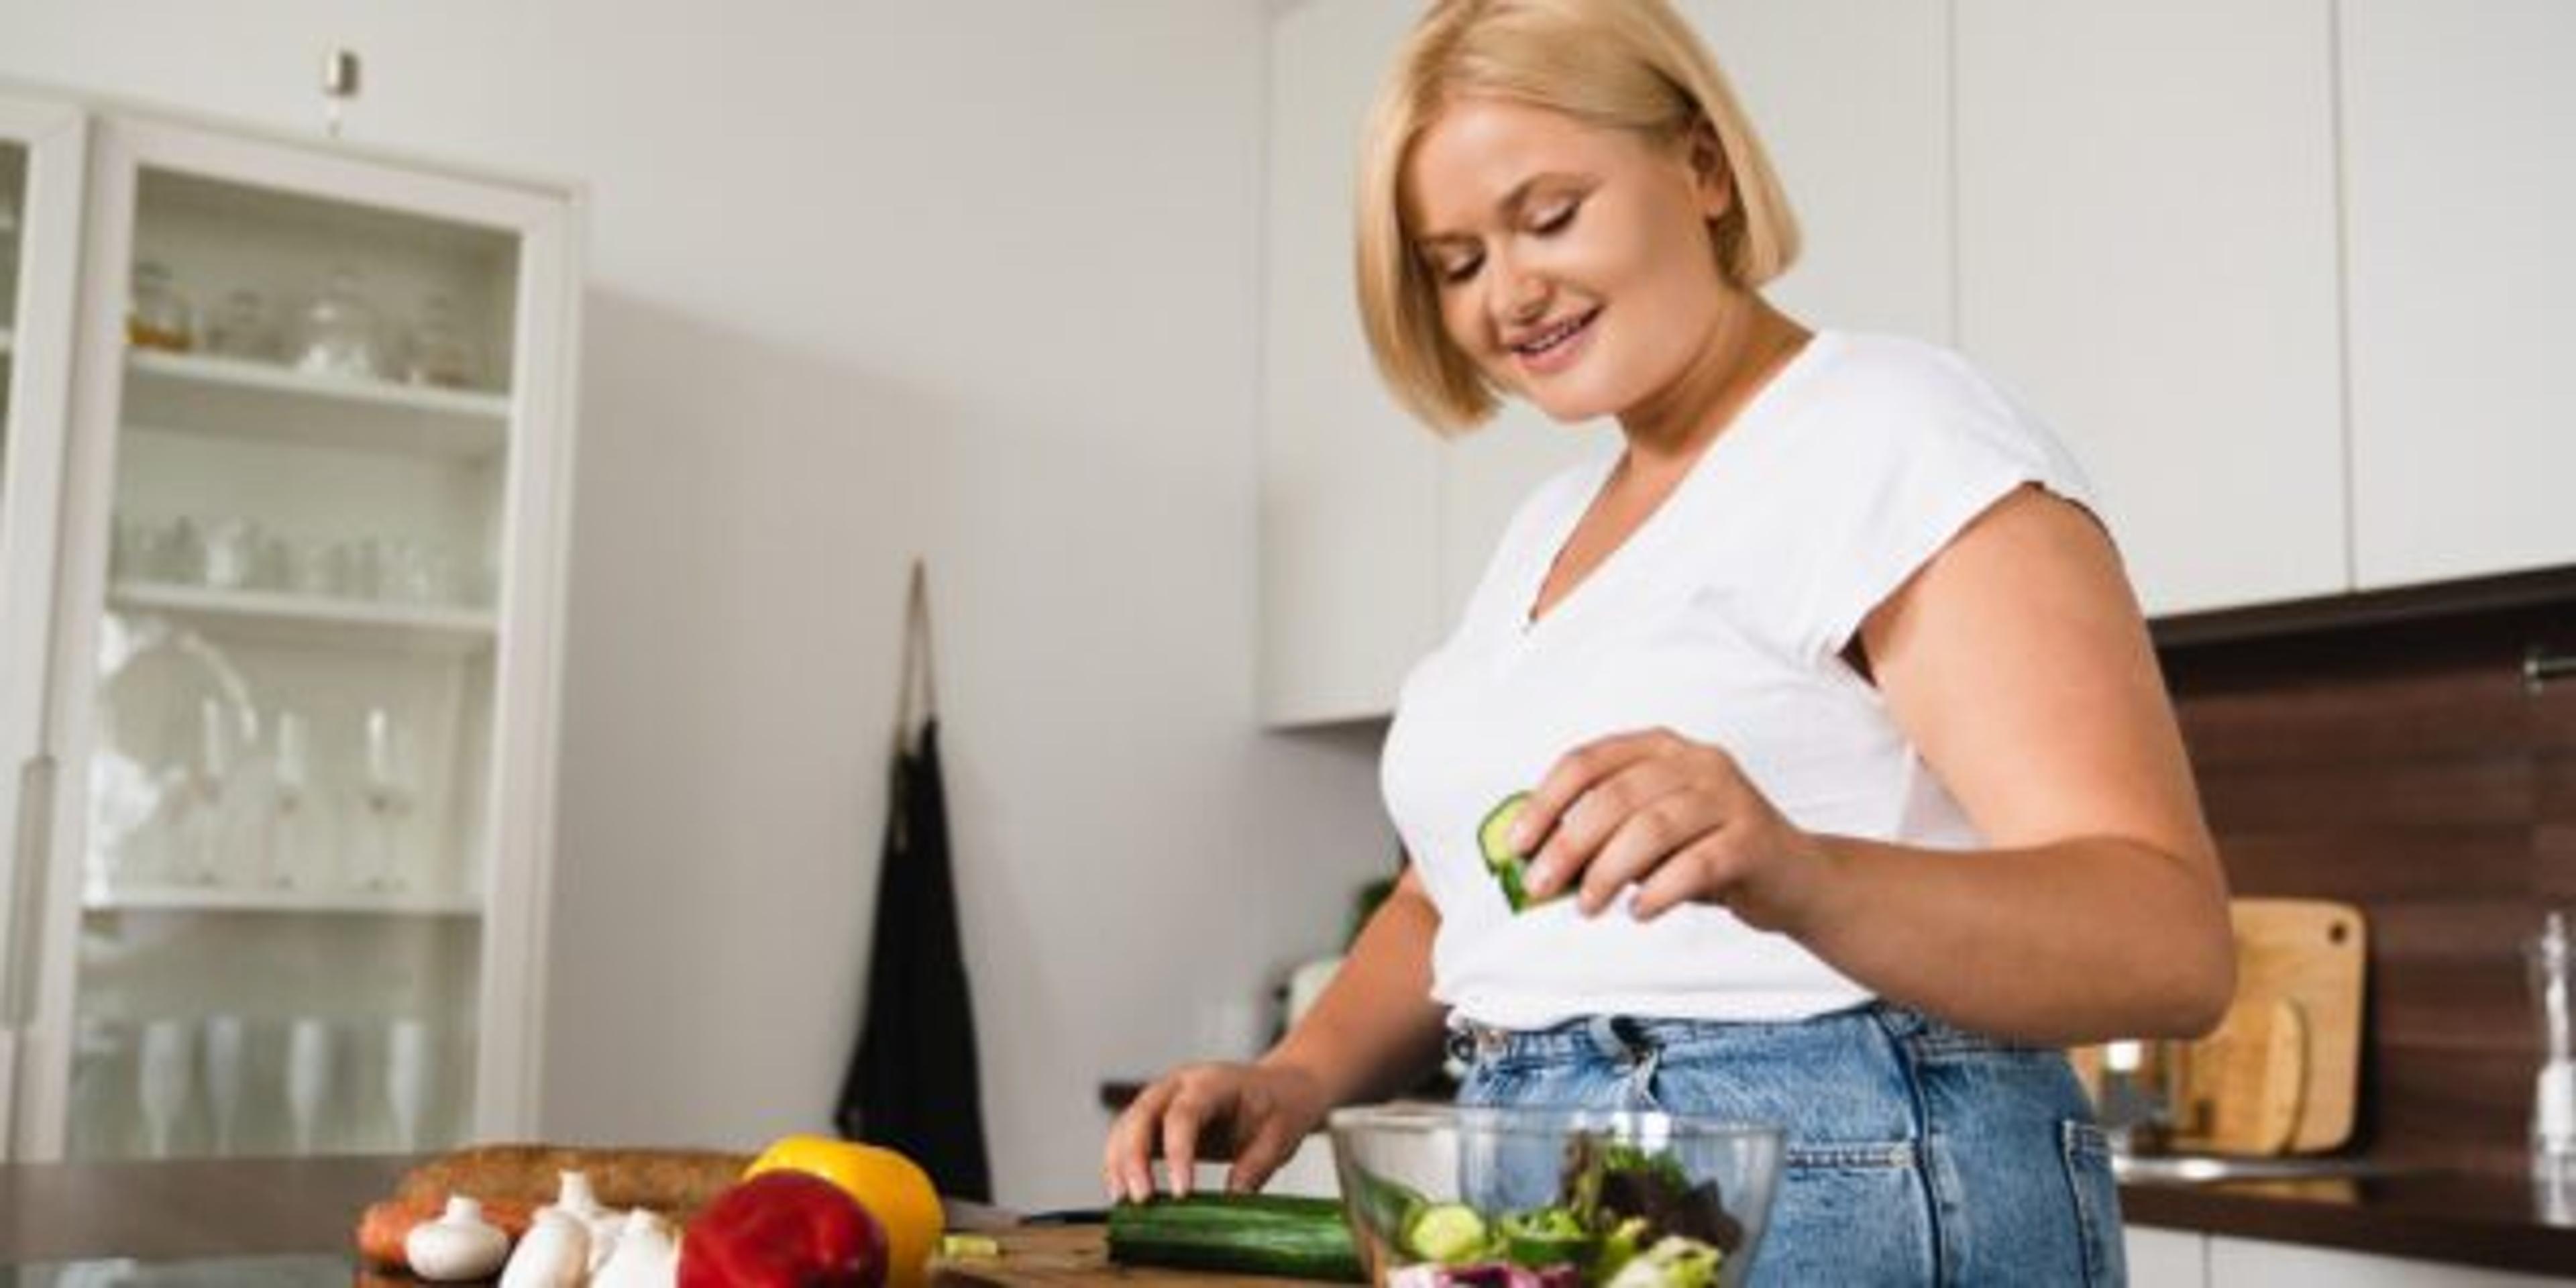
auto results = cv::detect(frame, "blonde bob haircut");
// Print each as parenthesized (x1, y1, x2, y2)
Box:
(1356, 0, 1800, 434)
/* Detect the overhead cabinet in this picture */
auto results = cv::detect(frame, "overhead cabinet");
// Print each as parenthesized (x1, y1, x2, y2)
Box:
(0, 91, 581, 1163)
(2339, 0, 2576, 590)
(1954, 0, 2349, 618)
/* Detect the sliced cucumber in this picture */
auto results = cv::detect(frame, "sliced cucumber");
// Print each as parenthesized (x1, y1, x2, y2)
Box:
(1477, 792, 1556, 913)
(1404, 1202, 1491, 1265)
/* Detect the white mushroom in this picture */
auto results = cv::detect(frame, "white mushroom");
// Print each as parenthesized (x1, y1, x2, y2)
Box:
(499, 1206, 591, 1288)
(405, 1195, 511, 1283)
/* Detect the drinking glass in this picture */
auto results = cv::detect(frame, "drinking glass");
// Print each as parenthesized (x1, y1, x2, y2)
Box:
(387, 1019, 432, 1152)
(203, 1014, 246, 1155)
(138, 1020, 193, 1159)
(354, 707, 413, 890)
(270, 710, 312, 888)
(186, 695, 241, 885)
(286, 1017, 333, 1154)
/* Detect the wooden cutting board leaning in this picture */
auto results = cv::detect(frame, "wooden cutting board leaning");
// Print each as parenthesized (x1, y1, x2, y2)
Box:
(2070, 897, 2367, 1156)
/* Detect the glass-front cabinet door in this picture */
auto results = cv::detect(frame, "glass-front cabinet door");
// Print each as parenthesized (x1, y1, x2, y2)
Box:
(0, 93, 88, 1163)
(19, 115, 575, 1161)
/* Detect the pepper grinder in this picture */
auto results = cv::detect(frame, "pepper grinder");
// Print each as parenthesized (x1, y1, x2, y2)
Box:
(2528, 910, 2576, 1187)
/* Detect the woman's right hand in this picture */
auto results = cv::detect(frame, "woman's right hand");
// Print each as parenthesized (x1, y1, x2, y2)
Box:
(1102, 1059, 1330, 1201)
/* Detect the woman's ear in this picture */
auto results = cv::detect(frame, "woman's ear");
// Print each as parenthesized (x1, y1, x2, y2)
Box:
(1686, 117, 1735, 221)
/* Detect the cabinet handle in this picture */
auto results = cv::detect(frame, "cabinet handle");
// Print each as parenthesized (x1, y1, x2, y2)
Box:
(6, 754, 57, 1030)
(2528, 645, 2576, 696)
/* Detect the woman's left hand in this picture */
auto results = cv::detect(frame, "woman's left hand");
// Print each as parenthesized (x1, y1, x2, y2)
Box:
(1514, 727, 1833, 931)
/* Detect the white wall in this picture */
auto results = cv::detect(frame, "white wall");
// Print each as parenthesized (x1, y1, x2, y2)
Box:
(0, 1, 1399, 1206)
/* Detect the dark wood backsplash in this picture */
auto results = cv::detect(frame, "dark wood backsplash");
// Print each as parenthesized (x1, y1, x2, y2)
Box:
(2157, 594, 2576, 1177)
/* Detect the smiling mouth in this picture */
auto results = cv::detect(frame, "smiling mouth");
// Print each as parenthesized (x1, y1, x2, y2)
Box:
(1511, 308, 1600, 358)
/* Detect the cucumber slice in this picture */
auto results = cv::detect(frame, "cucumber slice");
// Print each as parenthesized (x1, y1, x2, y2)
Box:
(1477, 792, 1554, 912)
(1404, 1203, 1491, 1265)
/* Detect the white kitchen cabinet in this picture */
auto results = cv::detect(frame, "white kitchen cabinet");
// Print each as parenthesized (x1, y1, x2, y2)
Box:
(0, 91, 89, 1159)
(2208, 1235, 2566, 1287)
(2128, 1226, 2210, 1288)
(1681, 0, 1953, 345)
(1262, 0, 1957, 722)
(2339, 0, 2576, 591)
(1259, 0, 1443, 726)
(0, 93, 581, 1163)
(1955, 0, 2349, 618)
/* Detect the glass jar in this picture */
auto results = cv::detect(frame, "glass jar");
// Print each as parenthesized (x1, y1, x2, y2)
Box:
(295, 266, 382, 379)
(205, 288, 278, 362)
(127, 260, 195, 353)
(400, 292, 478, 389)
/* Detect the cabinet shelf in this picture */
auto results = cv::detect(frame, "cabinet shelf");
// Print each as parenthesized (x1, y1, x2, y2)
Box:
(121, 347, 509, 461)
(82, 881, 482, 916)
(108, 580, 498, 653)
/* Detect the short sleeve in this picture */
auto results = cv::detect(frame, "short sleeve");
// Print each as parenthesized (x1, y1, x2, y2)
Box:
(1785, 347, 2103, 662)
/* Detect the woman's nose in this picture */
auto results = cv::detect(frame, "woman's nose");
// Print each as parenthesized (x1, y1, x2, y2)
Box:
(1494, 262, 1549, 325)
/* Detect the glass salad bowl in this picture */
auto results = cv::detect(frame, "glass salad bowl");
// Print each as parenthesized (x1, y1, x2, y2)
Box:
(1327, 1106, 1783, 1288)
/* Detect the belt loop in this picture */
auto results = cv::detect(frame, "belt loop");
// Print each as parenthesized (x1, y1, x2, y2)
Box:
(1583, 1015, 1628, 1063)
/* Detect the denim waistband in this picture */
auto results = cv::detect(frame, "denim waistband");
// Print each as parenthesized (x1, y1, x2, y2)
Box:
(1443, 1001, 1998, 1069)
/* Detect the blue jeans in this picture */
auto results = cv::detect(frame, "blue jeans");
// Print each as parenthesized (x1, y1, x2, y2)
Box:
(1450, 1004, 2125, 1287)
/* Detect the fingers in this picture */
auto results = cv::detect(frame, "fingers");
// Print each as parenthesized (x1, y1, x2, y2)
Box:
(1523, 755, 1692, 901)
(1574, 793, 1720, 916)
(1630, 828, 1743, 921)
(1510, 731, 1670, 861)
(1224, 1114, 1301, 1195)
(1103, 1078, 1179, 1203)
(1161, 1083, 1221, 1199)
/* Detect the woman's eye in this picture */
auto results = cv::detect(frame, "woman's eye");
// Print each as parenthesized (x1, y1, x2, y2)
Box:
(1438, 255, 1483, 284)
(1532, 201, 1579, 234)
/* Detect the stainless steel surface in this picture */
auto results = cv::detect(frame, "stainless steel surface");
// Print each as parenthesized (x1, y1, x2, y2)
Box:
(2112, 1152, 2418, 1185)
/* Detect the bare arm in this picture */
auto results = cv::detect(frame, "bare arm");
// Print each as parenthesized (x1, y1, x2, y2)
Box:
(1796, 486, 2234, 1042)
(1262, 867, 1451, 1105)
(1104, 868, 1448, 1199)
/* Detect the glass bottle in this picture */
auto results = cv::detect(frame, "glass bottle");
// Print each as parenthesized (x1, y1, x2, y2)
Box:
(296, 266, 382, 379)
(127, 260, 195, 352)
(401, 292, 478, 388)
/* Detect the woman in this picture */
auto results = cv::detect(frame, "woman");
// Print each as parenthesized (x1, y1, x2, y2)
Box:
(1106, 1, 2232, 1281)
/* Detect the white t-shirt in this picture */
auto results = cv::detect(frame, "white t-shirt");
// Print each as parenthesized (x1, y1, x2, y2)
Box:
(1378, 330, 2102, 1029)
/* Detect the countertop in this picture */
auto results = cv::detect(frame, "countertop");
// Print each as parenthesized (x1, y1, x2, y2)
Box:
(3, 1153, 2569, 1280)
(2120, 1170, 2576, 1278)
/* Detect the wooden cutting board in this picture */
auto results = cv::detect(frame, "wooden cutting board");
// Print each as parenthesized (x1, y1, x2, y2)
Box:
(2224, 897, 2366, 1154)
(2153, 898, 2366, 1155)
(2069, 897, 2366, 1155)
(931, 1225, 1350, 1287)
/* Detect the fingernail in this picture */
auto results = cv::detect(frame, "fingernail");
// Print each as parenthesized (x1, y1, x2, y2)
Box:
(1508, 820, 1535, 852)
(1525, 861, 1554, 894)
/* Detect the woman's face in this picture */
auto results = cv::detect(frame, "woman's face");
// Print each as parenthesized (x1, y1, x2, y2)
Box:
(1405, 96, 1737, 425)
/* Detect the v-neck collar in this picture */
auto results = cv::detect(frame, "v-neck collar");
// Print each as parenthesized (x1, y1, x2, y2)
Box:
(1513, 330, 1843, 640)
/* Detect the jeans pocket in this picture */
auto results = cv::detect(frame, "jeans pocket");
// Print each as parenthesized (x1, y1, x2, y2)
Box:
(2058, 1120, 2127, 1287)
(1756, 1141, 1931, 1287)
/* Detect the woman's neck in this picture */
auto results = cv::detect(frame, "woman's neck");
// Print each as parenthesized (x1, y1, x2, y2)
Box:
(1615, 294, 1809, 481)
